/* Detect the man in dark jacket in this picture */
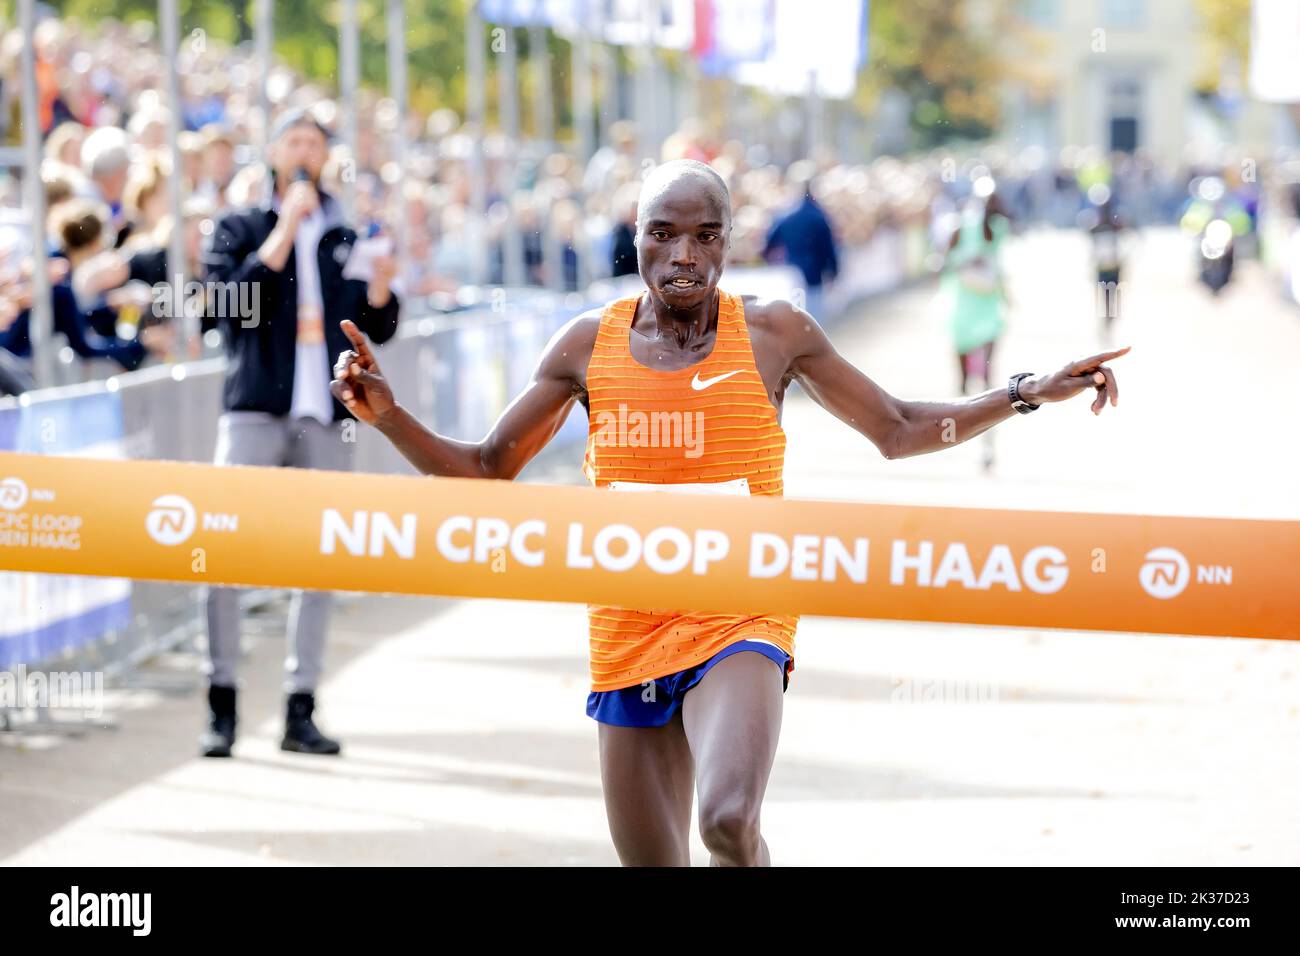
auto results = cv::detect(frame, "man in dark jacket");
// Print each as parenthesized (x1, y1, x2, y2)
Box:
(763, 164, 839, 320)
(197, 109, 400, 758)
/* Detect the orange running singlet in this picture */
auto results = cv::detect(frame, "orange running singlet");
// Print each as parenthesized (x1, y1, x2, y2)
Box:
(581, 290, 798, 692)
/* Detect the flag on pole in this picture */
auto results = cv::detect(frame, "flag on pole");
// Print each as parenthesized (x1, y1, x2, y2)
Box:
(691, 0, 776, 77)
(732, 0, 866, 100)
(478, 0, 572, 26)
(598, 0, 695, 48)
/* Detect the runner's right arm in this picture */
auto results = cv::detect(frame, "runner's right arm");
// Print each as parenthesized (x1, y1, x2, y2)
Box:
(330, 313, 599, 480)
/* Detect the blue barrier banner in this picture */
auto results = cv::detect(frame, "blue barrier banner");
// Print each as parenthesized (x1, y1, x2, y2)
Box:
(0, 391, 132, 668)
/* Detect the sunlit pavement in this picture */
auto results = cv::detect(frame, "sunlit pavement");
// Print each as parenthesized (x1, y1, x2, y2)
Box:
(4, 227, 1298, 865)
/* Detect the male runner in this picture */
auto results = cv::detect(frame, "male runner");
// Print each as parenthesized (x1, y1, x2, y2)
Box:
(331, 159, 1128, 866)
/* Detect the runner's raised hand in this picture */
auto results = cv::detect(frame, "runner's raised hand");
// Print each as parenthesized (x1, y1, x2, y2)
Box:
(330, 319, 396, 425)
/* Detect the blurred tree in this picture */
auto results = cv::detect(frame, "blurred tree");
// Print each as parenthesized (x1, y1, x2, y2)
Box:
(857, 0, 1014, 149)
(1192, 0, 1251, 94)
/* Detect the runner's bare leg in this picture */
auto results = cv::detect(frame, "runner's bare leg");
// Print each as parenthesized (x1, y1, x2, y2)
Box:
(982, 340, 997, 390)
(599, 716, 695, 866)
(682, 652, 784, 866)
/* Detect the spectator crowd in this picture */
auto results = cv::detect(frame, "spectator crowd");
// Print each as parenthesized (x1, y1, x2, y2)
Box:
(0, 15, 1295, 395)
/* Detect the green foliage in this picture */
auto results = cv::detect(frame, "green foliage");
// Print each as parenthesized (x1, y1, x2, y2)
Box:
(1192, 0, 1251, 93)
(858, 0, 1010, 149)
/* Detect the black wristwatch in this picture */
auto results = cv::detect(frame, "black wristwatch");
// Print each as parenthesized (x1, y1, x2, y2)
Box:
(1008, 372, 1040, 414)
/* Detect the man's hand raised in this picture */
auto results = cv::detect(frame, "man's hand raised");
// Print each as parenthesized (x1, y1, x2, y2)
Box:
(1020, 346, 1131, 416)
(280, 178, 320, 228)
(330, 319, 396, 426)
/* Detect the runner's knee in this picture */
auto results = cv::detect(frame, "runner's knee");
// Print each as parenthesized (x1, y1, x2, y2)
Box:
(698, 798, 761, 863)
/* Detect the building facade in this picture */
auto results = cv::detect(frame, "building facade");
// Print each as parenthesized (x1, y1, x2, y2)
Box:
(1002, 0, 1282, 166)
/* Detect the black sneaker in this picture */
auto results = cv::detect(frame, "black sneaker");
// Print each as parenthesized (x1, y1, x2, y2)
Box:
(199, 684, 237, 758)
(280, 692, 342, 756)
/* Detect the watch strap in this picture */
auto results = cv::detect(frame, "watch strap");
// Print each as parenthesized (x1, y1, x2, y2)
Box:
(1009, 372, 1040, 414)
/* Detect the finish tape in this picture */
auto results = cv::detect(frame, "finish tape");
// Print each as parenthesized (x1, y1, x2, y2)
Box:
(0, 451, 1296, 641)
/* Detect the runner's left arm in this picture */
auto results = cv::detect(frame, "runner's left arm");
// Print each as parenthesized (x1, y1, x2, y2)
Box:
(777, 301, 1129, 460)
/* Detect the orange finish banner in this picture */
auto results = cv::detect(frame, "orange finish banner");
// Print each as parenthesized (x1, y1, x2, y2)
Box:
(0, 451, 1296, 641)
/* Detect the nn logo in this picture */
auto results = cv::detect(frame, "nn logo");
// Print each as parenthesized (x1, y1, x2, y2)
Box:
(0, 476, 28, 510)
(145, 494, 239, 546)
(1138, 546, 1232, 599)
(320, 509, 417, 559)
(146, 494, 195, 545)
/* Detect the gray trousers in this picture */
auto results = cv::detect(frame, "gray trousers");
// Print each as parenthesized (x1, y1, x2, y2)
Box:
(205, 412, 354, 694)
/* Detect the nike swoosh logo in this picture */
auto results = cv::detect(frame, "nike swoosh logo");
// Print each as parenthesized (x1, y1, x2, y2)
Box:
(690, 369, 744, 391)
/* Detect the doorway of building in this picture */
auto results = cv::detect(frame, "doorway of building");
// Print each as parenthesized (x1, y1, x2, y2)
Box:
(1107, 76, 1143, 153)
(1110, 116, 1138, 152)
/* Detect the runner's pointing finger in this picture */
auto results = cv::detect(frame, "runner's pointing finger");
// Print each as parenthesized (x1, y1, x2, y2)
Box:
(339, 320, 375, 364)
(1070, 345, 1131, 374)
